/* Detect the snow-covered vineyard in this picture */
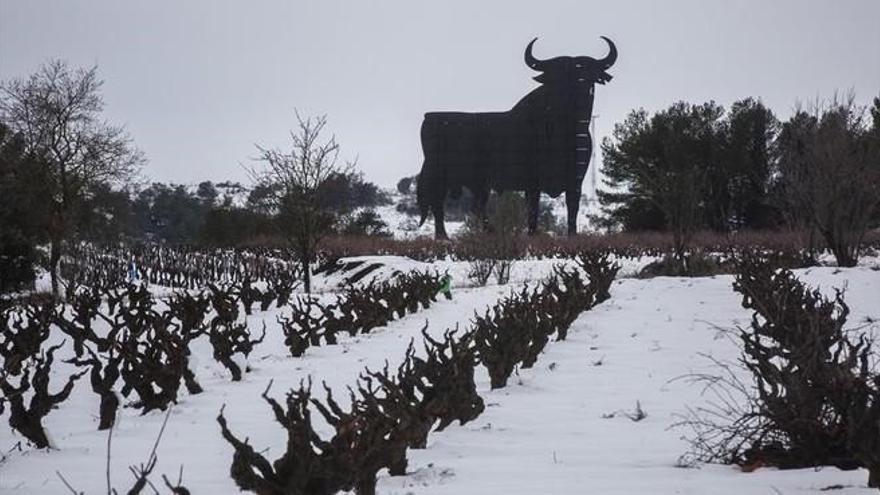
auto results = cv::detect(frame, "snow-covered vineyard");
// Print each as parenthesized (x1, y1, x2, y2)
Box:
(3, 1, 879, 493)
(1, 251, 878, 494)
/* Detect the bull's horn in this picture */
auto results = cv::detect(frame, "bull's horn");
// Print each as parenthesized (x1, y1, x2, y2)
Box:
(597, 36, 617, 68)
(524, 37, 546, 71)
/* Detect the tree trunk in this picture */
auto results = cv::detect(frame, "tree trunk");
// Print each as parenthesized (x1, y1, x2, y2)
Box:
(824, 230, 858, 267)
(489, 369, 509, 390)
(301, 256, 311, 294)
(49, 235, 62, 298)
(220, 357, 243, 381)
(355, 475, 377, 495)
(9, 410, 51, 448)
(97, 392, 119, 431)
(387, 448, 408, 476)
(183, 365, 203, 395)
(672, 227, 687, 275)
(807, 227, 818, 265)
(868, 463, 880, 488)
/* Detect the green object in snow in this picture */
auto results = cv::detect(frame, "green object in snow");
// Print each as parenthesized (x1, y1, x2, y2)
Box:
(439, 274, 452, 298)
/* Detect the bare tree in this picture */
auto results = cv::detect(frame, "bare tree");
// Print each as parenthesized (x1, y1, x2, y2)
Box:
(0, 60, 143, 296)
(250, 111, 352, 293)
(777, 94, 880, 267)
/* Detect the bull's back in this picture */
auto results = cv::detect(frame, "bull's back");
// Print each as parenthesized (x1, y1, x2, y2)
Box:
(421, 112, 492, 188)
(421, 111, 532, 181)
(421, 112, 508, 148)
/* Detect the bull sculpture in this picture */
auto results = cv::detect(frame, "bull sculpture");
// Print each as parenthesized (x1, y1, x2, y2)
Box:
(417, 37, 617, 239)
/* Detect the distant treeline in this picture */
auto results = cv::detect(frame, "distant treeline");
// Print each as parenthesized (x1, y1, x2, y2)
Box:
(596, 95, 880, 265)
(0, 135, 392, 291)
(75, 172, 393, 246)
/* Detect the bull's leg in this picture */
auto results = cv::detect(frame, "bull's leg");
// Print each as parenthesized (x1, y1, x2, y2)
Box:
(472, 186, 490, 232)
(565, 188, 581, 235)
(526, 190, 540, 235)
(433, 202, 448, 240)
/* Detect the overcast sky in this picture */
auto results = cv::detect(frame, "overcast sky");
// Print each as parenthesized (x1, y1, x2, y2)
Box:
(1, 0, 879, 190)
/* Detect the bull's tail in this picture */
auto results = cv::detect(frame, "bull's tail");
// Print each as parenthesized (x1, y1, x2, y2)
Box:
(416, 171, 430, 226)
(418, 115, 449, 228)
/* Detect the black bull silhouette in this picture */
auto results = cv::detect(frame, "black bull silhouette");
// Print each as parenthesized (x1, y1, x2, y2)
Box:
(417, 37, 617, 239)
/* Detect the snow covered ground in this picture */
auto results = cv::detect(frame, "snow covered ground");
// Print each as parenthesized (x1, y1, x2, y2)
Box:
(383, 266, 880, 495)
(1, 259, 878, 494)
(311, 255, 655, 293)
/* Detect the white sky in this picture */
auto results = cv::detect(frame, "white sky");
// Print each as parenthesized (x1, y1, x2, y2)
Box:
(1, 0, 879, 189)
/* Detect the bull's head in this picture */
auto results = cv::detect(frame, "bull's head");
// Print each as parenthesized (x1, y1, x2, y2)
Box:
(525, 36, 617, 86)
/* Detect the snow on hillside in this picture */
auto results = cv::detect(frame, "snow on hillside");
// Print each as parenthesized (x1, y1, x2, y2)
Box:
(0, 260, 878, 494)
(310, 255, 655, 293)
(372, 192, 463, 239)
